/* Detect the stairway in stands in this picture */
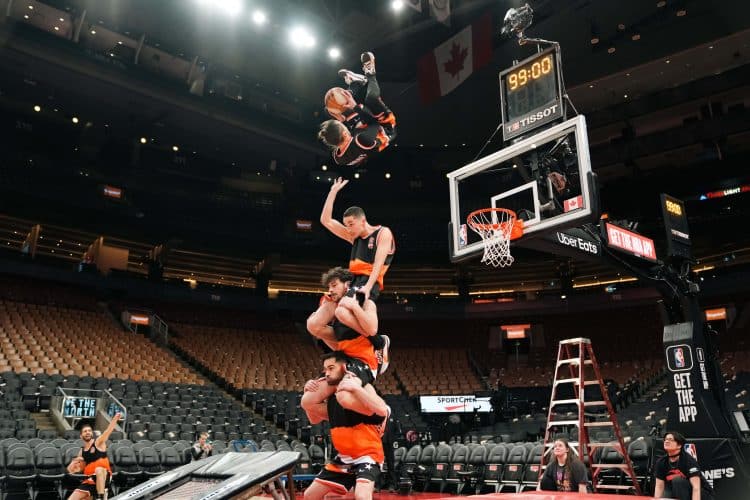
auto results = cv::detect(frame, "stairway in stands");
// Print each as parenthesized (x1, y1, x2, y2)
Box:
(31, 412, 61, 437)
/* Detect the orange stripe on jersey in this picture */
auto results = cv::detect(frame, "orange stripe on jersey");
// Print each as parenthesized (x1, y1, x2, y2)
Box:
(337, 336, 378, 371)
(83, 457, 112, 475)
(376, 127, 390, 152)
(324, 463, 349, 474)
(331, 423, 384, 463)
(378, 112, 397, 127)
(349, 260, 390, 289)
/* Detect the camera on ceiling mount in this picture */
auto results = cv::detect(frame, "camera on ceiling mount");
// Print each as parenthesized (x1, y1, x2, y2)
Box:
(501, 3, 534, 41)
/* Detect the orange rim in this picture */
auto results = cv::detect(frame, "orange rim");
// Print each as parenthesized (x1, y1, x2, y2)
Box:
(466, 208, 524, 240)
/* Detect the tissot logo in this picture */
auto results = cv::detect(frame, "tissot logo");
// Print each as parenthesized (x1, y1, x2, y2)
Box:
(508, 104, 559, 132)
(555, 232, 599, 254)
(508, 104, 560, 132)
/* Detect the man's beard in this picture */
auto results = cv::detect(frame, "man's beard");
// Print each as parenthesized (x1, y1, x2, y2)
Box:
(326, 374, 343, 386)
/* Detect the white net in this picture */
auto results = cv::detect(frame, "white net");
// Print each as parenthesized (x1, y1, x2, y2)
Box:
(467, 209, 516, 268)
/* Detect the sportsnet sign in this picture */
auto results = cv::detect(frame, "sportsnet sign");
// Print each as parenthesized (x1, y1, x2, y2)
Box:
(420, 395, 492, 413)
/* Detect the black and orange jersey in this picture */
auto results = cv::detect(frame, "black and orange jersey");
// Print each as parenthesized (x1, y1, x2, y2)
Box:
(328, 393, 384, 464)
(349, 226, 395, 289)
(81, 442, 112, 475)
(333, 124, 393, 167)
(341, 104, 397, 132)
(334, 322, 378, 372)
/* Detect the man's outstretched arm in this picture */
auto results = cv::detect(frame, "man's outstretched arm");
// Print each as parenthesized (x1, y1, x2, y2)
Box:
(320, 177, 353, 243)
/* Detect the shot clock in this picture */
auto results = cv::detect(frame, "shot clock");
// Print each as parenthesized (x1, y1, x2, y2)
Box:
(499, 46, 564, 141)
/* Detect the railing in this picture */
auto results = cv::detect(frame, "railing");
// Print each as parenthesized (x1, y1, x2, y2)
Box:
(152, 314, 169, 346)
(52, 387, 127, 432)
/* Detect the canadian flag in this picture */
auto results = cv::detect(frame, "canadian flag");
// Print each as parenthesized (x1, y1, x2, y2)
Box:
(564, 195, 583, 212)
(417, 13, 492, 104)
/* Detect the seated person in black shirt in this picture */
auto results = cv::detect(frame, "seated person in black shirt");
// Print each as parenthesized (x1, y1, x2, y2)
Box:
(191, 432, 213, 461)
(654, 431, 714, 500)
(539, 438, 588, 493)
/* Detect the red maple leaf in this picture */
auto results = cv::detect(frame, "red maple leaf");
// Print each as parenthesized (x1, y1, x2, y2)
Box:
(443, 42, 468, 78)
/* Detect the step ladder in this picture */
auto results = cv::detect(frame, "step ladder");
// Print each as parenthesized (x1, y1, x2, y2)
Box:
(540, 338, 642, 495)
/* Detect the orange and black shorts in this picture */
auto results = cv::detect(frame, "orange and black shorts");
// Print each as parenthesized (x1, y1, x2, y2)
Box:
(314, 460, 380, 494)
(75, 474, 111, 497)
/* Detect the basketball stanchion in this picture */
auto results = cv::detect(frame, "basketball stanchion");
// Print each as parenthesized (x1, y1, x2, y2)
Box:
(466, 208, 524, 268)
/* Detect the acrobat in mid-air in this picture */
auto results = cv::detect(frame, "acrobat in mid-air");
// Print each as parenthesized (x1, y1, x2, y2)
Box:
(318, 52, 397, 166)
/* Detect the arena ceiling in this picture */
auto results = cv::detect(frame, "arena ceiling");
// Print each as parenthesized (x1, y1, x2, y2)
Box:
(3, 0, 749, 154)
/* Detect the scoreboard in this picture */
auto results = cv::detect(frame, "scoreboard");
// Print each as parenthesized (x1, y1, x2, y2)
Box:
(499, 46, 564, 141)
(660, 193, 692, 259)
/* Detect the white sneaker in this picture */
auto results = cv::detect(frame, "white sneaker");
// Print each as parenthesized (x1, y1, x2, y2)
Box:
(376, 335, 390, 375)
(361, 52, 376, 76)
(338, 69, 367, 86)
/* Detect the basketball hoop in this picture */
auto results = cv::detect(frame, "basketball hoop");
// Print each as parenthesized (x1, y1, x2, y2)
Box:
(466, 208, 524, 268)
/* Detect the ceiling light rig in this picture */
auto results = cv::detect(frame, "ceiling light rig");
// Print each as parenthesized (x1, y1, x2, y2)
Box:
(289, 26, 316, 49)
(252, 10, 267, 25)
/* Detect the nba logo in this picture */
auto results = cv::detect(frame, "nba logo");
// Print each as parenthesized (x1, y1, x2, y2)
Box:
(674, 347, 686, 369)
(684, 443, 698, 460)
(459, 224, 468, 248)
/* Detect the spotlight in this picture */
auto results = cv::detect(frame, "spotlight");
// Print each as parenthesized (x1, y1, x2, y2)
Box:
(676, 9, 687, 17)
(140, 137, 147, 144)
(328, 47, 341, 60)
(219, 0, 242, 16)
(321, 165, 328, 171)
(391, 0, 404, 11)
(90, 29, 96, 34)
(607, 46, 616, 54)
(71, 116, 79, 124)
(252, 10, 267, 25)
(172, 145, 179, 152)
(385, 172, 391, 179)
(631, 33, 641, 41)
(289, 26, 316, 49)
(33, 105, 41, 112)
(354, 172, 360, 179)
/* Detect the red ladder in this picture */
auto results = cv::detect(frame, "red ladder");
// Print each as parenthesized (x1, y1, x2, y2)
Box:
(540, 337, 642, 495)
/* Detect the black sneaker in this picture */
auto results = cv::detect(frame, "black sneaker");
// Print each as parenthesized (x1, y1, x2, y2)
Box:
(338, 69, 367, 86)
(361, 52, 376, 76)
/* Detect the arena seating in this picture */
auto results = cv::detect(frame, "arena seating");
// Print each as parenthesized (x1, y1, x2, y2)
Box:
(0, 299, 202, 384)
(171, 324, 320, 392)
(393, 348, 483, 396)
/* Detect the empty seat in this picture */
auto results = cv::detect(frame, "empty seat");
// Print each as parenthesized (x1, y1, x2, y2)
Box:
(160, 447, 183, 471)
(35, 445, 65, 499)
(479, 444, 507, 493)
(138, 447, 164, 477)
(5, 446, 37, 499)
